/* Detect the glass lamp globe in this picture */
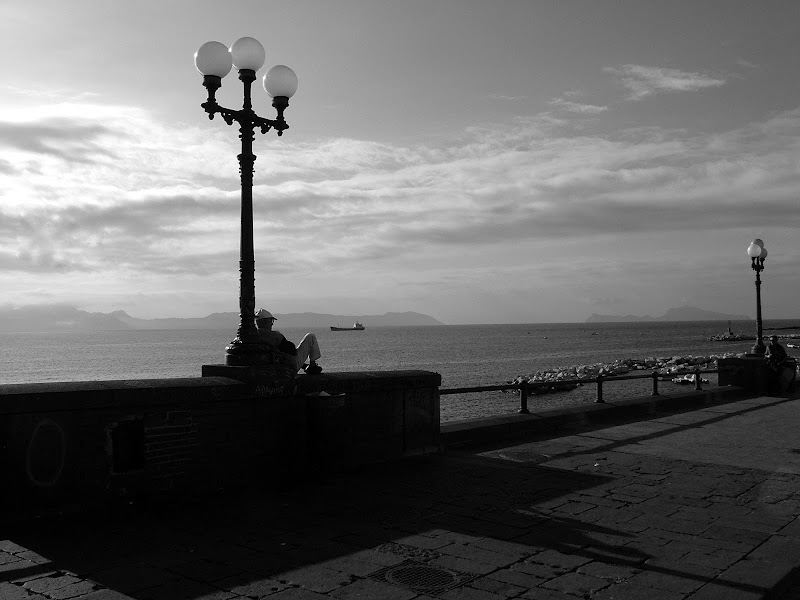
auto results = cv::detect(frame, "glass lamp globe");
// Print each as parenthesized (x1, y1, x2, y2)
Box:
(747, 243, 762, 258)
(194, 41, 232, 77)
(230, 37, 266, 71)
(263, 65, 298, 98)
(760, 247, 768, 260)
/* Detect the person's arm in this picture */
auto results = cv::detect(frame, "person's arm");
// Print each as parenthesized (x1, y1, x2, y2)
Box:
(278, 336, 297, 355)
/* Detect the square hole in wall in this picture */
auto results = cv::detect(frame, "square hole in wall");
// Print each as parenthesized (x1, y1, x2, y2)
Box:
(110, 419, 145, 473)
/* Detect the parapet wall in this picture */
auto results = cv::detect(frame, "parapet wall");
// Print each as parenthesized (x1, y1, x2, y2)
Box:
(0, 370, 441, 515)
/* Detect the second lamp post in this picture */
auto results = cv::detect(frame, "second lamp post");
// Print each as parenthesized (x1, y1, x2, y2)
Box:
(194, 37, 298, 366)
(747, 238, 767, 356)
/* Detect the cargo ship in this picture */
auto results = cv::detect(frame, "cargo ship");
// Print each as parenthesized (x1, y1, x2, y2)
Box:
(330, 322, 365, 331)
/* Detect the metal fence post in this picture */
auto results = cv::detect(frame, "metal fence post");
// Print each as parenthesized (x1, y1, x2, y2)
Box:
(695, 366, 702, 390)
(518, 381, 529, 414)
(651, 370, 659, 396)
(596, 374, 604, 403)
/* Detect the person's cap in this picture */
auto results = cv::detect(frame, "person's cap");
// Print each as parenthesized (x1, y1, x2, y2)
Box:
(255, 309, 276, 321)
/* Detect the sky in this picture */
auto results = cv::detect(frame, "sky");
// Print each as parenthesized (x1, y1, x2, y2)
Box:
(0, 0, 798, 324)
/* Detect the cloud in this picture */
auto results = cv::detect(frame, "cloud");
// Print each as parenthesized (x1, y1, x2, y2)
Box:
(0, 119, 119, 163)
(1, 100, 799, 290)
(604, 64, 726, 100)
(487, 94, 527, 102)
(549, 98, 608, 114)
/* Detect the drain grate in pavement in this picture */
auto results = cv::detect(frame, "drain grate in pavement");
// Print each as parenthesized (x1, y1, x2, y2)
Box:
(370, 559, 478, 596)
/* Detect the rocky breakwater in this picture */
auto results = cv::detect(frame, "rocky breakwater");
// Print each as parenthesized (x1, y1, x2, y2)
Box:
(708, 332, 754, 341)
(509, 353, 746, 395)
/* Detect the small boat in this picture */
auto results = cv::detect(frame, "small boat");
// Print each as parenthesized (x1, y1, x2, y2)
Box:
(331, 322, 365, 331)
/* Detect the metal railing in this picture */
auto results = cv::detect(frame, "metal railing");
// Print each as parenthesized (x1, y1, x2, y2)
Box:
(440, 367, 719, 414)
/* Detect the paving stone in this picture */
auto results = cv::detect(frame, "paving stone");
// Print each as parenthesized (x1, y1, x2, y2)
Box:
(747, 535, 800, 561)
(0, 553, 23, 566)
(607, 493, 650, 504)
(345, 548, 408, 568)
(510, 562, 565, 579)
(592, 581, 684, 600)
(527, 549, 591, 570)
(580, 544, 647, 566)
(468, 537, 536, 559)
(488, 567, 547, 588)
(0, 559, 42, 577)
(88, 565, 178, 594)
(167, 559, 246, 583)
(776, 516, 800, 537)
(577, 561, 639, 582)
(0, 541, 27, 553)
(136, 577, 222, 600)
(629, 567, 711, 593)
(168, 591, 237, 600)
(578, 505, 637, 525)
(264, 588, 330, 600)
(685, 580, 764, 600)
(330, 577, 417, 599)
(520, 587, 580, 599)
(635, 515, 713, 535)
(23, 574, 82, 594)
(274, 565, 352, 593)
(715, 558, 797, 591)
(540, 571, 609, 596)
(437, 543, 518, 568)
(683, 549, 742, 570)
(75, 591, 139, 600)
(393, 534, 452, 550)
(315, 555, 387, 577)
(0, 581, 39, 599)
(439, 585, 505, 599)
(48, 581, 98, 599)
(551, 501, 596, 515)
(467, 574, 526, 597)
(702, 524, 771, 547)
(428, 554, 497, 575)
(12, 551, 50, 565)
(576, 494, 627, 508)
(215, 575, 290, 598)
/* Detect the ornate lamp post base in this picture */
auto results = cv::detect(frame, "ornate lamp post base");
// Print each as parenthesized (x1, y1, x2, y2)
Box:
(220, 338, 298, 379)
(225, 338, 297, 374)
(225, 339, 276, 366)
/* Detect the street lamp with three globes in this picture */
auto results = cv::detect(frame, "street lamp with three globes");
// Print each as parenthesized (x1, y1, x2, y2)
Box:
(194, 37, 298, 366)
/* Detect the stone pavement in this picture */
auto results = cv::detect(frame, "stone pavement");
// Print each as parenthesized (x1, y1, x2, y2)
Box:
(4, 393, 800, 600)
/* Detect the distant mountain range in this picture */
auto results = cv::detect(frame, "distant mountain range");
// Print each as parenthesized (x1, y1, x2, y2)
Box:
(586, 306, 752, 323)
(0, 305, 444, 332)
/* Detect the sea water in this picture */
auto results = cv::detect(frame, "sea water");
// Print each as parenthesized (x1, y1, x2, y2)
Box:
(1, 320, 796, 421)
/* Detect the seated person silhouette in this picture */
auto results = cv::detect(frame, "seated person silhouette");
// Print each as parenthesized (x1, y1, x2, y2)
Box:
(765, 335, 794, 393)
(255, 309, 322, 374)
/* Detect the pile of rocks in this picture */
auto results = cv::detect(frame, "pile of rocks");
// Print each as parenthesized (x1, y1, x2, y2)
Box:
(509, 353, 746, 395)
(708, 332, 754, 341)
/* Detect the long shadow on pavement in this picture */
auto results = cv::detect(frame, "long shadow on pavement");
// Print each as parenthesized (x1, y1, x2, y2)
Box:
(5, 396, 800, 598)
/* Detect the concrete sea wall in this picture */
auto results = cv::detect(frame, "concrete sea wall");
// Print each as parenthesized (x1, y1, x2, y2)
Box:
(0, 370, 441, 515)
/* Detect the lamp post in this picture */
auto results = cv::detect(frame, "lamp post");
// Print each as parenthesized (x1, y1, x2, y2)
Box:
(747, 238, 768, 356)
(194, 38, 298, 366)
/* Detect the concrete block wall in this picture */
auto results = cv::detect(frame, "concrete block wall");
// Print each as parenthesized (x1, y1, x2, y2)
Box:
(0, 370, 440, 516)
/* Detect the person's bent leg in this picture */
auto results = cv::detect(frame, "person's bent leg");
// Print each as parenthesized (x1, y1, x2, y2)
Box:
(296, 333, 322, 368)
